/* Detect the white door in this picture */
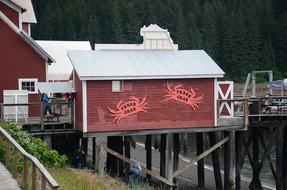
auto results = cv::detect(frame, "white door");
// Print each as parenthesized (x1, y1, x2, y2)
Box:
(3, 90, 28, 122)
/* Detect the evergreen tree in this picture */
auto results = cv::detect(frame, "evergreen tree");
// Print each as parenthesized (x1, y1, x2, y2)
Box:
(30, 0, 287, 81)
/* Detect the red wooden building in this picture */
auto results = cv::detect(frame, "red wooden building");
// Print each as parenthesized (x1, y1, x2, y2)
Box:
(67, 25, 238, 136)
(0, 0, 53, 104)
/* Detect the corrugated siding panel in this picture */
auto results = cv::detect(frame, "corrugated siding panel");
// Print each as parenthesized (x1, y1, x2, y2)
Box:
(86, 79, 214, 133)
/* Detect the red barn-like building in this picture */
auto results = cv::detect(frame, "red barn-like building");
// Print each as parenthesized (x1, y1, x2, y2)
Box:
(68, 25, 232, 136)
(0, 0, 53, 103)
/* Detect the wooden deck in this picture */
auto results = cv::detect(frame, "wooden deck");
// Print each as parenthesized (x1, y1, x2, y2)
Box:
(0, 100, 76, 135)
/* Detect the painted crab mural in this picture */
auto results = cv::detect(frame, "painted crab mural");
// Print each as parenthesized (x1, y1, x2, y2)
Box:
(107, 95, 148, 124)
(164, 83, 204, 110)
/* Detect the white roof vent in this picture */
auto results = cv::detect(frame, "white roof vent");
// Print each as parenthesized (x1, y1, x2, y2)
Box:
(140, 24, 178, 50)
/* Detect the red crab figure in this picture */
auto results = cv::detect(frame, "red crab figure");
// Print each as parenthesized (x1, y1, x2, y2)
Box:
(107, 95, 148, 124)
(165, 83, 204, 110)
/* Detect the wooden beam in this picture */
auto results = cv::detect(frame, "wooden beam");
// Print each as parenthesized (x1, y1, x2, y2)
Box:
(100, 144, 174, 186)
(196, 132, 205, 188)
(84, 125, 244, 138)
(173, 137, 229, 178)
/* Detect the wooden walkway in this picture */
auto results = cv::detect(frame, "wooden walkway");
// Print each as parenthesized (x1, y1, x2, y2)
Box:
(0, 163, 21, 190)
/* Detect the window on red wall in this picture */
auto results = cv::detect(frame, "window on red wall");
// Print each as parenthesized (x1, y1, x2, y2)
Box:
(112, 81, 124, 92)
(18, 78, 38, 94)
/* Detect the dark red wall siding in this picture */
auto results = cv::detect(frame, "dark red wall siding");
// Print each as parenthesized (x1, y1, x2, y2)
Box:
(0, 19, 46, 103)
(0, 2, 19, 27)
(74, 73, 83, 130)
(86, 79, 215, 133)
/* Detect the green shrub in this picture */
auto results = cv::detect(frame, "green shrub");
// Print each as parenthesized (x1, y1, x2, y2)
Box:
(0, 122, 68, 167)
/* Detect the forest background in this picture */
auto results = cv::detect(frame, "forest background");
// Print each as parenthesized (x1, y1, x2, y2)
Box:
(31, 0, 287, 82)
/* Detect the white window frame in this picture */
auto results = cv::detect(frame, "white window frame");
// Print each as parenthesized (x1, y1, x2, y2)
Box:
(18, 78, 38, 94)
(112, 81, 124, 92)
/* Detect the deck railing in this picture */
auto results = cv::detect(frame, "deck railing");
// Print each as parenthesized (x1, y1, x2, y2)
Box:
(248, 96, 287, 116)
(217, 98, 249, 127)
(0, 127, 59, 190)
(0, 100, 74, 130)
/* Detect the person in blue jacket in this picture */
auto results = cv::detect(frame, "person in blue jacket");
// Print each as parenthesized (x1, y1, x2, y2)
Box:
(41, 93, 52, 116)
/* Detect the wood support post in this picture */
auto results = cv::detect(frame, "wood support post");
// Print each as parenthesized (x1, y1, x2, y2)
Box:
(229, 130, 236, 190)
(92, 137, 96, 167)
(23, 157, 28, 189)
(235, 132, 242, 190)
(96, 137, 105, 174)
(250, 128, 262, 189)
(209, 132, 223, 190)
(160, 134, 167, 178)
(40, 102, 44, 130)
(145, 135, 152, 181)
(166, 134, 173, 184)
(124, 136, 131, 169)
(32, 163, 36, 190)
(283, 127, 287, 190)
(107, 136, 123, 176)
(224, 132, 230, 190)
(276, 128, 284, 190)
(173, 133, 180, 190)
(196, 132, 205, 188)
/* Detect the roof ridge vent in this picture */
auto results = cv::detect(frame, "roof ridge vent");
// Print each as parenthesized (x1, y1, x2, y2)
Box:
(140, 24, 178, 50)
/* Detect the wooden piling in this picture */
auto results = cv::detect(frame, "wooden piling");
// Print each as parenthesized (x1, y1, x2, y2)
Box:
(196, 132, 205, 188)
(229, 130, 236, 190)
(107, 136, 124, 177)
(166, 134, 173, 184)
(124, 136, 131, 169)
(251, 128, 262, 189)
(283, 127, 287, 190)
(145, 135, 152, 181)
(224, 131, 230, 190)
(173, 133, 180, 190)
(276, 128, 284, 189)
(95, 137, 104, 174)
(160, 134, 167, 178)
(92, 137, 96, 167)
(235, 132, 242, 190)
(209, 132, 223, 190)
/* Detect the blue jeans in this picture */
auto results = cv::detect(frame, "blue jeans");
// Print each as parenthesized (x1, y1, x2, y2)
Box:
(128, 166, 140, 184)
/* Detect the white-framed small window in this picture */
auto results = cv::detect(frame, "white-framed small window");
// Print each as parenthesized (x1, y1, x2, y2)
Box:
(18, 78, 38, 94)
(112, 81, 124, 92)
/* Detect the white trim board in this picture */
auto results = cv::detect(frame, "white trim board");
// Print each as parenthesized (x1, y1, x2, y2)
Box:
(82, 80, 87, 132)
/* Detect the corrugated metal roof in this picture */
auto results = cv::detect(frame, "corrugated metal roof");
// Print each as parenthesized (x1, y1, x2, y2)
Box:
(11, 0, 37, 23)
(36, 41, 91, 80)
(37, 82, 75, 93)
(68, 50, 225, 80)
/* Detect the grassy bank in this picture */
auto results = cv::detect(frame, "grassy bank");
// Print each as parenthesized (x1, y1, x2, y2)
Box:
(49, 168, 129, 190)
(49, 167, 153, 190)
